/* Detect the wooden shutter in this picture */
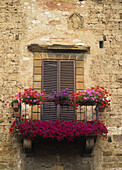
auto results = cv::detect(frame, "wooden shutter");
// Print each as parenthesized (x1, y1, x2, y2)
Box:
(60, 61, 75, 120)
(42, 61, 58, 121)
(60, 61, 75, 91)
(42, 61, 58, 93)
(42, 60, 75, 121)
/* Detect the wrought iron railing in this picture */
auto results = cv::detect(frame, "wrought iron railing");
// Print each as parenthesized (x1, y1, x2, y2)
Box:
(17, 101, 100, 121)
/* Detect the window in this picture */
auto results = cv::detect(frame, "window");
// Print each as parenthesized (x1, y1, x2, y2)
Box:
(41, 60, 75, 121)
(33, 50, 84, 121)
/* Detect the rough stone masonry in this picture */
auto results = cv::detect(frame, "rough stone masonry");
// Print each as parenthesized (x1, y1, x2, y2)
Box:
(0, 0, 122, 169)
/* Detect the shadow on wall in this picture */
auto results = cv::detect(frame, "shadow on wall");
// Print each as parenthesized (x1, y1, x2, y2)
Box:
(23, 142, 94, 170)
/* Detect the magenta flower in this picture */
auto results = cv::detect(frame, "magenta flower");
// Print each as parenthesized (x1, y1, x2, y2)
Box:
(9, 118, 108, 141)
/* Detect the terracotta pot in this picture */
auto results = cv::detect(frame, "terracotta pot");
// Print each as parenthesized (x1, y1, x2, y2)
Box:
(99, 106, 105, 112)
(12, 103, 19, 112)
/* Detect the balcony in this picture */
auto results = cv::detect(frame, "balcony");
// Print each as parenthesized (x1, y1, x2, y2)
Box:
(10, 102, 107, 156)
(8, 87, 109, 156)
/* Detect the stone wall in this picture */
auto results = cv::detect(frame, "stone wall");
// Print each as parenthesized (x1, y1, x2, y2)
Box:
(0, 0, 121, 169)
(23, 141, 95, 170)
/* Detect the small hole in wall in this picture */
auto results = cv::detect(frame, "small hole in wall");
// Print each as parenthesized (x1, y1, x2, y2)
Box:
(99, 41, 104, 48)
(108, 136, 112, 142)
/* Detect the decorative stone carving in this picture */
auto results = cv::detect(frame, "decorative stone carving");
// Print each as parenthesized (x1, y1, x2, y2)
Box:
(68, 13, 84, 30)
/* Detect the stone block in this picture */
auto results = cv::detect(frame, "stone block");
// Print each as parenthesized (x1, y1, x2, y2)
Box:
(55, 53, 63, 59)
(109, 75, 117, 82)
(9, 74, 18, 81)
(0, 68, 4, 73)
(118, 88, 122, 95)
(34, 67, 41, 75)
(33, 82, 41, 89)
(76, 55, 84, 61)
(99, 74, 109, 82)
(34, 75, 41, 82)
(76, 61, 84, 67)
(41, 52, 48, 59)
(113, 135, 122, 142)
(7, 54, 15, 58)
(103, 151, 113, 156)
(76, 75, 84, 82)
(76, 68, 84, 75)
(62, 53, 70, 59)
(76, 83, 84, 90)
(0, 163, 8, 169)
(34, 53, 41, 60)
(116, 74, 122, 82)
(34, 60, 42, 67)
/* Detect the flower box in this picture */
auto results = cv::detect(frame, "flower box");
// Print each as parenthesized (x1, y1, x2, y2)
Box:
(48, 88, 72, 106)
(24, 101, 40, 105)
(72, 86, 111, 109)
(55, 100, 71, 106)
(21, 88, 46, 106)
(76, 101, 97, 106)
